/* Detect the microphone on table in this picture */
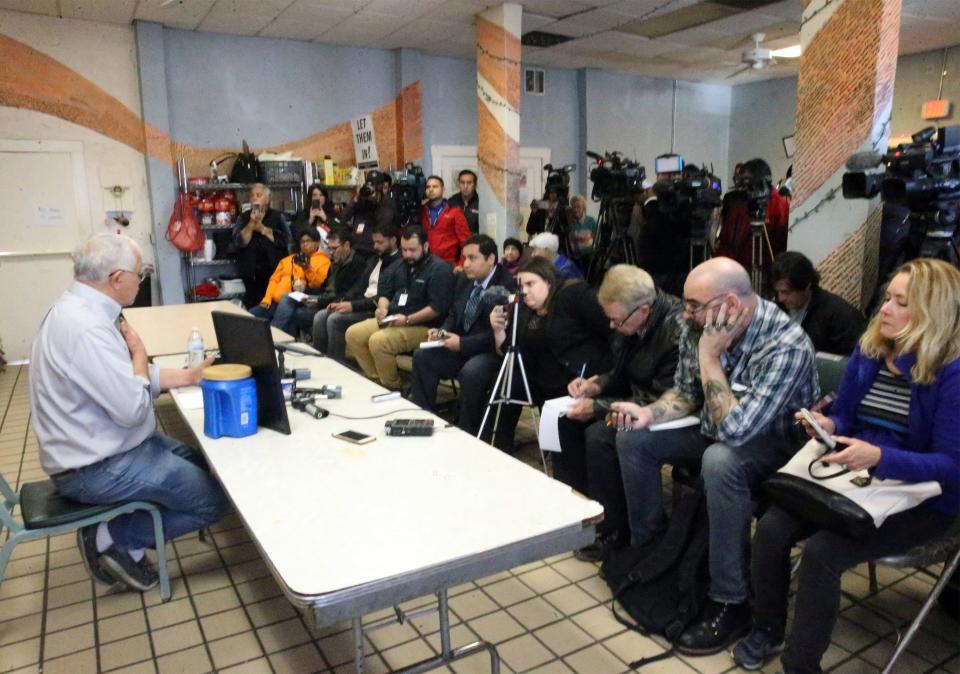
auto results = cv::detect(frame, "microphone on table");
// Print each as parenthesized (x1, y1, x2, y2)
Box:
(274, 342, 323, 379)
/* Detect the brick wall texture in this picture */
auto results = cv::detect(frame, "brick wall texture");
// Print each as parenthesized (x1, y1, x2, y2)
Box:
(816, 206, 882, 310)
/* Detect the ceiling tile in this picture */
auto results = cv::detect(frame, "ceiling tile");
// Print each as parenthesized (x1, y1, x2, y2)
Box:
(757, 0, 801, 20)
(0, 0, 57, 15)
(134, 0, 217, 29)
(898, 14, 960, 56)
(547, 8, 634, 37)
(651, 25, 725, 47)
(902, 0, 960, 22)
(704, 18, 797, 49)
(521, 12, 555, 33)
(197, 11, 275, 34)
(517, 0, 596, 19)
(315, 11, 398, 42)
(257, 18, 324, 40)
(430, 0, 487, 22)
(703, 10, 786, 36)
(364, 0, 448, 18)
(56, 0, 134, 24)
(605, 0, 702, 20)
(279, 0, 364, 20)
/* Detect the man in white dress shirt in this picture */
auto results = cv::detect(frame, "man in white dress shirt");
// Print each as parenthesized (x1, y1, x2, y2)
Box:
(29, 234, 230, 591)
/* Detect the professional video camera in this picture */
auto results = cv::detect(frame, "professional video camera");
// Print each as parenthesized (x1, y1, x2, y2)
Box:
(390, 163, 426, 228)
(358, 169, 388, 199)
(584, 150, 645, 281)
(540, 163, 576, 254)
(843, 125, 960, 264)
(587, 151, 646, 201)
(655, 162, 722, 269)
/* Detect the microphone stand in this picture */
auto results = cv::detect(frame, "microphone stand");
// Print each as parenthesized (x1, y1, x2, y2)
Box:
(477, 292, 547, 473)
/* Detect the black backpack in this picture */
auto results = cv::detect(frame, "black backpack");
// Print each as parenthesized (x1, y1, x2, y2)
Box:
(601, 487, 710, 668)
(229, 140, 259, 183)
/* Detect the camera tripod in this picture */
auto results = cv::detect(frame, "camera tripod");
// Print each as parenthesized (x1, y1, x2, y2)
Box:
(749, 219, 774, 293)
(546, 201, 573, 257)
(587, 197, 636, 285)
(477, 293, 548, 473)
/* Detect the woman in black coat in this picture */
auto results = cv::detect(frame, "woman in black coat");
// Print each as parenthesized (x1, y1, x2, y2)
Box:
(488, 256, 612, 478)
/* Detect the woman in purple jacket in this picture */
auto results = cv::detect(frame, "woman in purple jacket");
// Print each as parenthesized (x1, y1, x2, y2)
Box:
(732, 258, 960, 674)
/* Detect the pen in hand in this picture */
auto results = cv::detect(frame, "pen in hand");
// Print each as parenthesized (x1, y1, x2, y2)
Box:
(574, 362, 587, 399)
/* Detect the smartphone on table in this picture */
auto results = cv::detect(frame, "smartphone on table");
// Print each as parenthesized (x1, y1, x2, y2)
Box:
(332, 430, 375, 445)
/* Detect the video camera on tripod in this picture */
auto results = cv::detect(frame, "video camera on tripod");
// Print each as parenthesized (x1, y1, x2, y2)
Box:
(843, 125, 960, 265)
(587, 151, 646, 201)
(538, 163, 576, 254)
(390, 162, 427, 228)
(654, 159, 723, 270)
(723, 161, 775, 292)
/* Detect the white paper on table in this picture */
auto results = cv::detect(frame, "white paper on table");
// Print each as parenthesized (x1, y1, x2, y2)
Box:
(649, 415, 700, 431)
(539, 396, 577, 453)
(177, 388, 205, 410)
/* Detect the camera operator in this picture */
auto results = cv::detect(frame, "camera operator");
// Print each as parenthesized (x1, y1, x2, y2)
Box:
(232, 183, 291, 308)
(526, 192, 558, 238)
(447, 169, 480, 234)
(341, 171, 397, 259)
(715, 158, 789, 282)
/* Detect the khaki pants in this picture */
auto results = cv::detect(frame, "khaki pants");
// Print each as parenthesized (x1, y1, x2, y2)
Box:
(344, 318, 429, 390)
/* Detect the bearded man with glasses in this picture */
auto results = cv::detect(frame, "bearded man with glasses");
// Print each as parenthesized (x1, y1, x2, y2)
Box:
(607, 256, 818, 656)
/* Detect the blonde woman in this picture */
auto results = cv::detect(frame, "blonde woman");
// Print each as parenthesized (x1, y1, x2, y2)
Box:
(734, 258, 960, 673)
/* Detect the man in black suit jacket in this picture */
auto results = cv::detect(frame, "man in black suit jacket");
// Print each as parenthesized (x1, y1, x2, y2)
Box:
(411, 234, 516, 435)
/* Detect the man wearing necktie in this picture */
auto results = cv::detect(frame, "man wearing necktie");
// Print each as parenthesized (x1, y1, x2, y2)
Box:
(410, 235, 516, 436)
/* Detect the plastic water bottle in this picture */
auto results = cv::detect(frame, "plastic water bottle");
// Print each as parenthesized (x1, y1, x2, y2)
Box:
(187, 327, 205, 368)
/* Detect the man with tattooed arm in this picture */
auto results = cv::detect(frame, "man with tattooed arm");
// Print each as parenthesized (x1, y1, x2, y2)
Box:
(608, 256, 818, 656)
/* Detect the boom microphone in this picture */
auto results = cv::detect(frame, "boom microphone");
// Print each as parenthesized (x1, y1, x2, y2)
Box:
(845, 151, 885, 171)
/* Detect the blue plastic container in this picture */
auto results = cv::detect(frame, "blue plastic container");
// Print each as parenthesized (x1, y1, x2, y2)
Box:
(200, 364, 257, 438)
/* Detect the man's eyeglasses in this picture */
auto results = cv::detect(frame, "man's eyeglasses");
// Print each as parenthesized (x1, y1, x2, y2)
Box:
(112, 269, 146, 282)
(327, 245, 341, 253)
(682, 293, 726, 315)
(610, 304, 643, 329)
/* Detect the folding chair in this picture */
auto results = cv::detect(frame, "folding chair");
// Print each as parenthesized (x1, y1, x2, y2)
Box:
(0, 472, 171, 601)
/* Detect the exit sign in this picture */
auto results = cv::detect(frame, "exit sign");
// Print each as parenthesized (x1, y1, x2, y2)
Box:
(922, 99, 951, 120)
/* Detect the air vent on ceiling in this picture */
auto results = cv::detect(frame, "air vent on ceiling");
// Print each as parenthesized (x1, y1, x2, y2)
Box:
(521, 31, 573, 48)
(525, 68, 545, 95)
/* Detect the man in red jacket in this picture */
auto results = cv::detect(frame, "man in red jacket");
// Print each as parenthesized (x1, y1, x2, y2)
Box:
(714, 158, 789, 287)
(420, 175, 471, 266)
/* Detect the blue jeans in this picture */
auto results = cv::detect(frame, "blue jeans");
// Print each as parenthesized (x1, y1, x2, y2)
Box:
(248, 304, 276, 321)
(272, 295, 317, 338)
(616, 425, 796, 603)
(52, 432, 231, 551)
(410, 348, 501, 435)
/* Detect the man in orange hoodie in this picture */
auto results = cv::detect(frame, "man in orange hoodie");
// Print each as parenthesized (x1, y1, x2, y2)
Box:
(250, 229, 330, 333)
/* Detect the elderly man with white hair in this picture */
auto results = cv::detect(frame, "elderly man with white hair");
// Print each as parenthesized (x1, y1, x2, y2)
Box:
(608, 257, 818, 655)
(29, 234, 230, 592)
(528, 231, 583, 280)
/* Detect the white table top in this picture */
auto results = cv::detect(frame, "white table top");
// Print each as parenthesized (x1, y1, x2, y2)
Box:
(123, 301, 293, 358)
(158, 354, 602, 603)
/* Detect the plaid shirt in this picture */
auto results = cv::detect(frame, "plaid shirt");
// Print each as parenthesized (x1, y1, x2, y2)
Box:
(674, 297, 819, 446)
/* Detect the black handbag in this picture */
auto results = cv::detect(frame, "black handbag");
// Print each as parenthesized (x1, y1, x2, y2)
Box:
(229, 140, 259, 183)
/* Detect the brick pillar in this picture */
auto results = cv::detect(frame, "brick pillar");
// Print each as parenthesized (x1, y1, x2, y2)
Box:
(790, 0, 902, 309)
(476, 3, 522, 243)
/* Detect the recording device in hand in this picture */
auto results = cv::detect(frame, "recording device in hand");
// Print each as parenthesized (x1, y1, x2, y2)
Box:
(311, 198, 321, 210)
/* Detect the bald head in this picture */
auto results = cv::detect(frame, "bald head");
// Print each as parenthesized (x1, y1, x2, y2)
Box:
(687, 257, 753, 297)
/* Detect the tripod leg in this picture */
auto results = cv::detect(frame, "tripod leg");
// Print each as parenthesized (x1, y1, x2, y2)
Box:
(477, 350, 511, 440)
(514, 352, 548, 474)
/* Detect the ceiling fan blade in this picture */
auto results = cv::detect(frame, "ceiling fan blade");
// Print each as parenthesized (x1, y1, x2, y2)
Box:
(725, 65, 751, 79)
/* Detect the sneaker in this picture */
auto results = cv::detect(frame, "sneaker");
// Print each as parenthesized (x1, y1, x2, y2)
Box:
(76, 526, 115, 585)
(99, 547, 159, 592)
(732, 625, 785, 670)
(574, 542, 604, 563)
(675, 599, 751, 655)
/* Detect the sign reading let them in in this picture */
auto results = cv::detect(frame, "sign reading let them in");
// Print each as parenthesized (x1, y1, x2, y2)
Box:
(351, 115, 379, 169)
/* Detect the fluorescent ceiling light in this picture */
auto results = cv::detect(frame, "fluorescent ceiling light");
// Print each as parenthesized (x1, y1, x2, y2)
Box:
(771, 44, 802, 58)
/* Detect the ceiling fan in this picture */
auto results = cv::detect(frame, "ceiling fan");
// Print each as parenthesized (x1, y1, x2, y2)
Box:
(724, 32, 800, 79)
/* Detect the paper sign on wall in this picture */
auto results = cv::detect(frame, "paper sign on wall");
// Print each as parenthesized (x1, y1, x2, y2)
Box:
(351, 115, 379, 169)
(33, 205, 66, 227)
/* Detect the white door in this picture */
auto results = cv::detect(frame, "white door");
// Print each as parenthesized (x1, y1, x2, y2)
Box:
(0, 140, 90, 361)
(431, 145, 551, 241)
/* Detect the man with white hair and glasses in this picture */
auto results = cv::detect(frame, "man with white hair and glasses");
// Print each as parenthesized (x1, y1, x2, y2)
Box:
(29, 234, 231, 592)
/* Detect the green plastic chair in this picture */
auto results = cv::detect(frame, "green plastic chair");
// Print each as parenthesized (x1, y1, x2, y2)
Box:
(814, 351, 848, 397)
(0, 472, 171, 601)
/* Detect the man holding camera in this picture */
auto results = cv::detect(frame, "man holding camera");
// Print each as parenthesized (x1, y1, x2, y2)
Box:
(410, 234, 515, 434)
(233, 183, 290, 308)
(447, 169, 480, 234)
(345, 225, 455, 390)
(250, 229, 330, 329)
(608, 256, 817, 655)
(341, 172, 397, 258)
(421, 175, 471, 266)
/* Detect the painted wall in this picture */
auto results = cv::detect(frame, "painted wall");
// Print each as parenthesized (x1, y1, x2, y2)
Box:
(0, 10, 154, 361)
(162, 28, 396, 151)
(584, 69, 732, 206)
(890, 48, 960, 142)
(728, 76, 798, 185)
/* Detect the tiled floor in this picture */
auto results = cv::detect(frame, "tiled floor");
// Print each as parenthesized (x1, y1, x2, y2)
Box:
(1, 363, 958, 674)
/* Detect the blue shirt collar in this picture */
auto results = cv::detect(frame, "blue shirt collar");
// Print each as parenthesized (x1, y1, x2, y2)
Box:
(69, 281, 122, 324)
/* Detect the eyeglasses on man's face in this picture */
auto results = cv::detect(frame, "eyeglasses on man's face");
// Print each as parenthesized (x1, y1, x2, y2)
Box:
(682, 293, 726, 316)
(112, 269, 146, 282)
(609, 303, 643, 329)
